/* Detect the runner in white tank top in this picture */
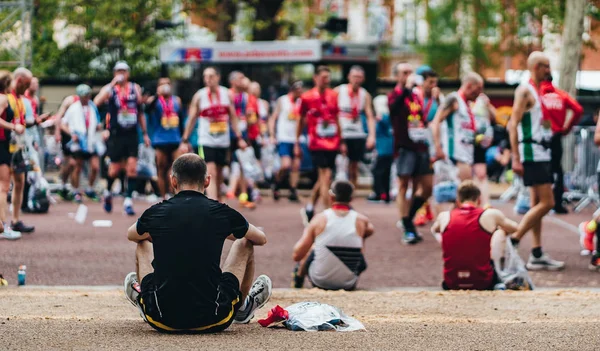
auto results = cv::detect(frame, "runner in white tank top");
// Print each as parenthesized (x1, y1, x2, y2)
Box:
(268, 81, 304, 202)
(334, 66, 376, 187)
(431, 72, 484, 181)
(291, 180, 374, 290)
(508, 51, 565, 272)
(181, 67, 246, 202)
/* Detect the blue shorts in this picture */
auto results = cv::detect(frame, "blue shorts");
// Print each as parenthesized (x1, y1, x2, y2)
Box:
(278, 143, 295, 158)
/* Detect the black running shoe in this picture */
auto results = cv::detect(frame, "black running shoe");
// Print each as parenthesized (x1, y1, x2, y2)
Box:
(288, 189, 299, 202)
(271, 183, 280, 201)
(11, 221, 34, 233)
(367, 193, 381, 203)
(58, 188, 74, 202)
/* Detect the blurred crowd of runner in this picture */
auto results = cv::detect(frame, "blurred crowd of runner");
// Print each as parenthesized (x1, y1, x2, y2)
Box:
(1, 48, 599, 296)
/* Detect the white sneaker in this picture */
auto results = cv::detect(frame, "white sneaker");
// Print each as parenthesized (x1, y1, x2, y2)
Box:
(526, 253, 565, 271)
(0, 227, 21, 240)
(233, 275, 272, 324)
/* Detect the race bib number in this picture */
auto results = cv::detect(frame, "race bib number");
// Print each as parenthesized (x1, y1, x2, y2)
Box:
(117, 112, 137, 128)
(209, 121, 228, 135)
(288, 112, 300, 121)
(160, 113, 180, 130)
(408, 127, 429, 142)
(316, 121, 337, 138)
(461, 130, 475, 145)
(248, 113, 258, 124)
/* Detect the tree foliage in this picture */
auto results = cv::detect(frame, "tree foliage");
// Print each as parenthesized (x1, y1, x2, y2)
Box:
(28, 0, 177, 78)
(417, 0, 566, 78)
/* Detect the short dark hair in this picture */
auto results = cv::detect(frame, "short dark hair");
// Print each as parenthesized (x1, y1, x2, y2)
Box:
(422, 70, 438, 80)
(172, 153, 207, 187)
(457, 180, 481, 203)
(330, 180, 354, 203)
(315, 65, 331, 75)
(204, 66, 220, 76)
(349, 65, 364, 74)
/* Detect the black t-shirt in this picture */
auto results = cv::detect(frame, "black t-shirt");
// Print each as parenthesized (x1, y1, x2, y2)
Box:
(136, 190, 248, 311)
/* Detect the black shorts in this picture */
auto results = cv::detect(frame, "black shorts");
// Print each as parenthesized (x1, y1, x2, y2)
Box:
(202, 146, 230, 166)
(343, 138, 366, 162)
(474, 145, 488, 164)
(523, 161, 553, 186)
(107, 133, 139, 162)
(72, 151, 96, 160)
(396, 148, 434, 177)
(311, 150, 338, 170)
(61, 131, 72, 157)
(154, 143, 179, 155)
(139, 272, 242, 333)
(0, 141, 11, 166)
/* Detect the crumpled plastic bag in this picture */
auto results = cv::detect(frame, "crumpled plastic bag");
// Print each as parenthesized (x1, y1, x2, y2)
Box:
(137, 144, 157, 178)
(494, 239, 535, 290)
(433, 160, 459, 203)
(514, 186, 530, 215)
(258, 302, 365, 332)
(236, 148, 262, 182)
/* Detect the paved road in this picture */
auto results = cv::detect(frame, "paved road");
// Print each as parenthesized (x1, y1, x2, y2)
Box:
(0, 195, 598, 288)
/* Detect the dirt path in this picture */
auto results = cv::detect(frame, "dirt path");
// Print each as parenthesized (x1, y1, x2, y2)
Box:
(1, 287, 599, 350)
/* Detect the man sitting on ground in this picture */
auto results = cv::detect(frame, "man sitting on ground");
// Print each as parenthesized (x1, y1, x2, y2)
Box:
(124, 153, 272, 332)
(432, 180, 518, 290)
(292, 180, 374, 290)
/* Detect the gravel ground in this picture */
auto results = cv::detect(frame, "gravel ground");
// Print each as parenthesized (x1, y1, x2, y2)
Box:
(1, 287, 599, 350)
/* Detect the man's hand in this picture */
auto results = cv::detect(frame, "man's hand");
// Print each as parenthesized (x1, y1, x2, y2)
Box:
(111, 74, 123, 87)
(54, 131, 62, 142)
(512, 159, 524, 176)
(102, 130, 110, 141)
(237, 138, 247, 150)
(14, 124, 25, 135)
(71, 133, 79, 143)
(434, 147, 445, 161)
(293, 142, 302, 158)
(269, 136, 277, 146)
(432, 87, 441, 101)
(178, 142, 191, 154)
(143, 134, 151, 147)
(366, 135, 375, 150)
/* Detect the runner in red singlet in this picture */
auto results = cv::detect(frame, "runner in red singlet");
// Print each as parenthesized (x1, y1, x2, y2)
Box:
(432, 181, 518, 290)
(295, 66, 341, 224)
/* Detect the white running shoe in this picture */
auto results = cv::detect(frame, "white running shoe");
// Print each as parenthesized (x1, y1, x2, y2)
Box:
(526, 253, 565, 271)
(0, 227, 21, 240)
(123, 272, 141, 307)
(233, 275, 272, 324)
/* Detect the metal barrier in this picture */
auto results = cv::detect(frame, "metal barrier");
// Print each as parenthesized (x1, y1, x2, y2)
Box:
(564, 126, 600, 212)
(501, 126, 600, 212)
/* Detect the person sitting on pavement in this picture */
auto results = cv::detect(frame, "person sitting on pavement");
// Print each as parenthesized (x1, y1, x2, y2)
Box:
(292, 180, 374, 290)
(124, 153, 272, 332)
(431, 180, 518, 290)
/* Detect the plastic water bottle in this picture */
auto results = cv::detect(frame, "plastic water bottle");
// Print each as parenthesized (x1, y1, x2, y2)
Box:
(17, 265, 26, 286)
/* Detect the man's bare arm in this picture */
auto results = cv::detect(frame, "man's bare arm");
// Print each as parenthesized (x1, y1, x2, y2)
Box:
(364, 93, 376, 143)
(93, 84, 112, 106)
(490, 209, 518, 234)
(292, 214, 326, 261)
(431, 95, 458, 152)
(268, 99, 280, 141)
(508, 86, 528, 164)
(181, 92, 200, 142)
(127, 222, 151, 243)
(227, 223, 267, 246)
